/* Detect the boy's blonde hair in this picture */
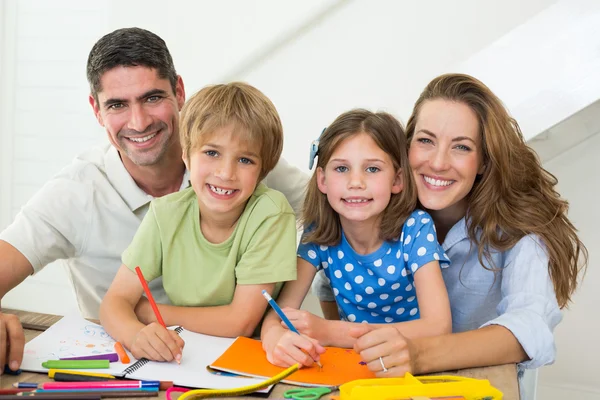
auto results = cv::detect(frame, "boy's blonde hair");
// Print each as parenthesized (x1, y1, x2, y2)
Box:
(180, 82, 283, 181)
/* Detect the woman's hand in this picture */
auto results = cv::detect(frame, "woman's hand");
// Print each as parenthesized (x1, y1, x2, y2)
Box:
(129, 322, 184, 362)
(350, 324, 414, 377)
(281, 307, 331, 345)
(262, 325, 325, 368)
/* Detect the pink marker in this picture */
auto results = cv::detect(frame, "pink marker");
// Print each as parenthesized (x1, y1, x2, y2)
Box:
(42, 380, 160, 390)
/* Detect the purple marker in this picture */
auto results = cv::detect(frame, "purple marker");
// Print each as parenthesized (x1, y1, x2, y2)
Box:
(59, 353, 119, 362)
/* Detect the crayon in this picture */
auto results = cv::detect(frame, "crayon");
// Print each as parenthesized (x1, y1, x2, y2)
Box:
(114, 342, 130, 364)
(41, 360, 109, 369)
(59, 353, 119, 362)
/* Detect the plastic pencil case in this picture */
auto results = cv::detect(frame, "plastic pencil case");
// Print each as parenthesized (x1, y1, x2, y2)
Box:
(338, 373, 503, 400)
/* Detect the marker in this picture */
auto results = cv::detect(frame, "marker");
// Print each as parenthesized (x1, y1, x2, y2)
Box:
(59, 353, 119, 362)
(114, 342, 130, 364)
(261, 289, 323, 369)
(35, 387, 158, 393)
(53, 372, 115, 382)
(134, 266, 181, 364)
(41, 360, 109, 369)
(42, 380, 160, 390)
(48, 369, 116, 379)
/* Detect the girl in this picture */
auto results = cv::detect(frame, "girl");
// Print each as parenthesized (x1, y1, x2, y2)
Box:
(261, 109, 451, 367)
(313, 74, 587, 394)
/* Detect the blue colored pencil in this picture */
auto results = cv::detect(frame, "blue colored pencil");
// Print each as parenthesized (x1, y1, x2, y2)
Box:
(12, 382, 39, 388)
(261, 289, 323, 368)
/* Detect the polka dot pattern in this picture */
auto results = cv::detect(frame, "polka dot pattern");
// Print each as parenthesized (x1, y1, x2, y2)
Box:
(297, 209, 449, 324)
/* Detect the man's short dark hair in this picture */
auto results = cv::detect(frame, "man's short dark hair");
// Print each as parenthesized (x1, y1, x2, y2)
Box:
(86, 27, 178, 100)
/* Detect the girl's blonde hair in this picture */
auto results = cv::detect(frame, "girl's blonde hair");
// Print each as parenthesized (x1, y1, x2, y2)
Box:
(405, 73, 587, 308)
(303, 109, 417, 245)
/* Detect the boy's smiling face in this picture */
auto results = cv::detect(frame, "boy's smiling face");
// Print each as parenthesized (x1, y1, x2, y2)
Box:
(185, 123, 262, 222)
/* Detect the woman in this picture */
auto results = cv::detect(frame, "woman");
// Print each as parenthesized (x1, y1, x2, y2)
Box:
(307, 73, 587, 379)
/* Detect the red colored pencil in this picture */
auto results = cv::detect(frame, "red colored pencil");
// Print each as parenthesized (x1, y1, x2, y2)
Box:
(134, 266, 166, 328)
(0, 388, 35, 394)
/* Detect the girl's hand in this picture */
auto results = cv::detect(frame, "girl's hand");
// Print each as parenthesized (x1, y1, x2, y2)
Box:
(129, 322, 184, 362)
(263, 327, 325, 368)
(281, 307, 331, 344)
(349, 324, 414, 377)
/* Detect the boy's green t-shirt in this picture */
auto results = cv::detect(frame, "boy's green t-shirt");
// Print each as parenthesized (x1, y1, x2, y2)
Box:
(122, 183, 297, 306)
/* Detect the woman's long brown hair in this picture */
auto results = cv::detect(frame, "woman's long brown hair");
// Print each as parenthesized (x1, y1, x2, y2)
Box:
(405, 73, 587, 308)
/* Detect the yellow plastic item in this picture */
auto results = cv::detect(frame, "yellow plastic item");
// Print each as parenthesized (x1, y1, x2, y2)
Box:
(338, 373, 503, 400)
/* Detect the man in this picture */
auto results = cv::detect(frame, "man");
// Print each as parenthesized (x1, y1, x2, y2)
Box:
(0, 27, 308, 374)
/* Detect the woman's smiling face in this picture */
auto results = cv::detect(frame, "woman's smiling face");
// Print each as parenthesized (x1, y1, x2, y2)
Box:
(409, 99, 485, 220)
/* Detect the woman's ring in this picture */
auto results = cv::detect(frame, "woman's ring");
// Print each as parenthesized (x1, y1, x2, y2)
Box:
(379, 356, 388, 373)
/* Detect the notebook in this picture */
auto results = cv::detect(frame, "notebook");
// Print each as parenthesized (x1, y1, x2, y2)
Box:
(210, 336, 376, 386)
(21, 315, 271, 391)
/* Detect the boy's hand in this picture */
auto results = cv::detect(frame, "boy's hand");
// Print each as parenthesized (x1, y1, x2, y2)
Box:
(350, 324, 414, 377)
(263, 327, 325, 368)
(0, 312, 25, 375)
(281, 307, 330, 345)
(129, 322, 184, 362)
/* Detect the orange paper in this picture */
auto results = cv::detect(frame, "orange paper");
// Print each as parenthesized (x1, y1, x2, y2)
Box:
(210, 336, 375, 386)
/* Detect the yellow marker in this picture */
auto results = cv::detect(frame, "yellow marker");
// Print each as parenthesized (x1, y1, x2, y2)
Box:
(48, 369, 116, 379)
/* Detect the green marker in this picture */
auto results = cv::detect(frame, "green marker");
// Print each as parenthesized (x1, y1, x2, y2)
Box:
(42, 360, 110, 369)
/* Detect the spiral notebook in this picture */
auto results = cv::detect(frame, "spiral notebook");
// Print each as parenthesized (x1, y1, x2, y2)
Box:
(21, 315, 271, 391)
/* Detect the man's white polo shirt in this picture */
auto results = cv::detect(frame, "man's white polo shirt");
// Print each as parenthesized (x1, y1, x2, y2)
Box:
(0, 145, 188, 318)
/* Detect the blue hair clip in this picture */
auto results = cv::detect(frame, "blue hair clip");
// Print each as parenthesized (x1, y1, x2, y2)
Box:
(308, 128, 326, 170)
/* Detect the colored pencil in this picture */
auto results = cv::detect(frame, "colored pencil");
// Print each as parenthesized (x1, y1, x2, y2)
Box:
(0, 388, 35, 394)
(114, 342, 130, 364)
(12, 382, 38, 388)
(52, 372, 115, 382)
(59, 353, 119, 362)
(17, 392, 158, 398)
(261, 289, 323, 368)
(48, 369, 116, 379)
(134, 266, 166, 328)
(1, 395, 101, 400)
(42, 380, 159, 390)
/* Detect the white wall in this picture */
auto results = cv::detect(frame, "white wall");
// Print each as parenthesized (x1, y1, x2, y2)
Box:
(7, 0, 600, 396)
(535, 129, 600, 399)
(0, 0, 558, 313)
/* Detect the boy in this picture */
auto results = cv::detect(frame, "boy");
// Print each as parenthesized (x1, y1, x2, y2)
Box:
(100, 82, 297, 362)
